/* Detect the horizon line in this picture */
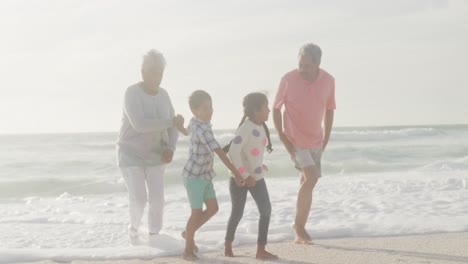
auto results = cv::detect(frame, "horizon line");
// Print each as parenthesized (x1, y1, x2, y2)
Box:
(1, 123, 467, 136)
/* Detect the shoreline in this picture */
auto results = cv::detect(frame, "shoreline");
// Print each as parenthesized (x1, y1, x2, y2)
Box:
(22, 232, 468, 264)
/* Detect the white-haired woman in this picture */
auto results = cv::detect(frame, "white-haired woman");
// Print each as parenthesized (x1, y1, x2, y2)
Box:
(117, 50, 183, 242)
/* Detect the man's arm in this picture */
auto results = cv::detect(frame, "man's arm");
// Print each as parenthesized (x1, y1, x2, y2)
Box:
(322, 110, 334, 151)
(273, 108, 295, 157)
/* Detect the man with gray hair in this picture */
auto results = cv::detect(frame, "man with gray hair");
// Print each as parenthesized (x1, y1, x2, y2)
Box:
(273, 43, 336, 244)
(117, 49, 184, 243)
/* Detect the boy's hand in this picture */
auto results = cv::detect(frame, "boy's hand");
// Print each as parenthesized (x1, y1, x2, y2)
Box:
(245, 176, 256, 188)
(234, 176, 245, 187)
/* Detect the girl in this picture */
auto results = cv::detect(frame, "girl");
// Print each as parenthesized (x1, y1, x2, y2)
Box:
(223, 92, 278, 260)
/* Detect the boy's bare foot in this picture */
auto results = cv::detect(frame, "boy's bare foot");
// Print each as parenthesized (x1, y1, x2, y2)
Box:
(256, 249, 279, 260)
(182, 251, 199, 261)
(224, 241, 234, 257)
(293, 224, 313, 244)
(181, 230, 199, 253)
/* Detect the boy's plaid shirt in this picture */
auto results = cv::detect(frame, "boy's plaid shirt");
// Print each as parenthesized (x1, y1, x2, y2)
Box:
(182, 118, 221, 180)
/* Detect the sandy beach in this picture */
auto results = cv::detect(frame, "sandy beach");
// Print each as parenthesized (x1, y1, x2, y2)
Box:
(23, 232, 468, 264)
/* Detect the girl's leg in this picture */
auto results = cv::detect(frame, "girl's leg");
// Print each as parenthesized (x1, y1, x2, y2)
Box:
(120, 167, 147, 236)
(249, 179, 278, 259)
(145, 165, 166, 235)
(225, 177, 248, 257)
(295, 165, 319, 244)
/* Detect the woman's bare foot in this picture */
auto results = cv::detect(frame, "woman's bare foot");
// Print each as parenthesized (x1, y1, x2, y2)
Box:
(224, 241, 234, 257)
(293, 224, 313, 244)
(256, 249, 278, 260)
(181, 230, 199, 253)
(182, 251, 199, 261)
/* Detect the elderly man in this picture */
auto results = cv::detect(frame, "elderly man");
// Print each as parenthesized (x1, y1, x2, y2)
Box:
(117, 49, 183, 242)
(273, 43, 336, 244)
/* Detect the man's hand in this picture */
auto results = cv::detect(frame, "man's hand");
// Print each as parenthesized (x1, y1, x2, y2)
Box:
(245, 176, 256, 188)
(279, 134, 296, 158)
(262, 164, 269, 172)
(322, 138, 329, 152)
(161, 148, 174, 163)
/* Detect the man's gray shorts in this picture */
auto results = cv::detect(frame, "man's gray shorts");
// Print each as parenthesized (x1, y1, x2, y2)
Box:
(293, 147, 323, 177)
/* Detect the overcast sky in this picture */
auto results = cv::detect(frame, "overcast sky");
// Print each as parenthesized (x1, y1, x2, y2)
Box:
(1, 0, 467, 134)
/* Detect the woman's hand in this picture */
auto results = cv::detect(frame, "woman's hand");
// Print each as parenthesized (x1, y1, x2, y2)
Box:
(161, 148, 174, 163)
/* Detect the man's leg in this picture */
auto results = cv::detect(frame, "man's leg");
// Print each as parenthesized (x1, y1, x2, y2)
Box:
(294, 165, 320, 243)
(145, 165, 166, 235)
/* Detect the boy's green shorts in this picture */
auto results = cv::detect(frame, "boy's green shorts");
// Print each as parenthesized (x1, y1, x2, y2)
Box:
(183, 177, 217, 209)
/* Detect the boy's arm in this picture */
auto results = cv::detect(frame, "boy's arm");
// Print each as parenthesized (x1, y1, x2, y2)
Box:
(214, 148, 244, 186)
(178, 126, 189, 136)
(198, 128, 244, 186)
(226, 126, 250, 180)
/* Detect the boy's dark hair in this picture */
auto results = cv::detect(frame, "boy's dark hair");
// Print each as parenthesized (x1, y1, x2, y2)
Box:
(189, 90, 211, 109)
(223, 92, 273, 154)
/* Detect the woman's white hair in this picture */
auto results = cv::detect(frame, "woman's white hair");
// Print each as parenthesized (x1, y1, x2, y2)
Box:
(142, 49, 166, 70)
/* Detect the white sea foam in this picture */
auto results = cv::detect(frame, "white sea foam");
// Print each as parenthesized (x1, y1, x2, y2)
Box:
(1, 171, 467, 263)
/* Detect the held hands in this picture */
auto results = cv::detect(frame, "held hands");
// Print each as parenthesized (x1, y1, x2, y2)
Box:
(234, 175, 245, 187)
(173, 114, 188, 135)
(244, 176, 256, 188)
(173, 114, 184, 128)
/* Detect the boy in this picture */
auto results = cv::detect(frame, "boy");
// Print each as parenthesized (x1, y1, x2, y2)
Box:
(176, 90, 244, 261)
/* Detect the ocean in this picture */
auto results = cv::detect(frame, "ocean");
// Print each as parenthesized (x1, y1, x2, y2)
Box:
(1, 125, 467, 263)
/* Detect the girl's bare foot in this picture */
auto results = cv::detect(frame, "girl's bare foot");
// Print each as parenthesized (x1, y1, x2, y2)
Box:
(181, 230, 199, 253)
(182, 251, 199, 261)
(224, 241, 234, 257)
(293, 224, 313, 244)
(256, 249, 278, 260)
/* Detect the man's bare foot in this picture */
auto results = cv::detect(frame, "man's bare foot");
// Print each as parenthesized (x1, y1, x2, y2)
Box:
(182, 251, 199, 261)
(181, 230, 199, 253)
(256, 249, 279, 260)
(224, 241, 234, 257)
(293, 224, 313, 244)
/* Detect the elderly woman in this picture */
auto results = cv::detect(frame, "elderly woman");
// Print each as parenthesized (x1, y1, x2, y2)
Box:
(117, 49, 183, 241)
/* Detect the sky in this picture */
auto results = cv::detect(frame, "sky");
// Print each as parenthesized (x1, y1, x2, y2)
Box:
(0, 0, 467, 134)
